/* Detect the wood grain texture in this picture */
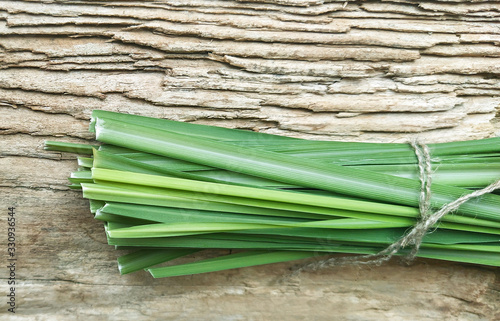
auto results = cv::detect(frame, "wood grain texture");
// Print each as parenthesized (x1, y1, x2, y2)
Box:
(1, 0, 499, 320)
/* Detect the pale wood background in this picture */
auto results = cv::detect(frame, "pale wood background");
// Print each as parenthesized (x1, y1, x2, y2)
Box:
(1, 0, 499, 320)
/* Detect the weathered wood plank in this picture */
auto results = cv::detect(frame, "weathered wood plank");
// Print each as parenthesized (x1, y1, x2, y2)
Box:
(1, 0, 499, 319)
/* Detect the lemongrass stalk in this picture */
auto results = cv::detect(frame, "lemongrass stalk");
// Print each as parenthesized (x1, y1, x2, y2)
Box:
(90, 180, 418, 228)
(99, 202, 312, 225)
(93, 117, 500, 223)
(105, 231, 500, 252)
(93, 148, 292, 188)
(84, 181, 500, 231)
(145, 245, 500, 279)
(68, 171, 93, 185)
(81, 183, 331, 220)
(117, 249, 199, 275)
(98, 145, 500, 189)
(89, 200, 105, 213)
(97, 201, 500, 235)
(90, 169, 500, 229)
(146, 251, 321, 278)
(422, 243, 500, 253)
(44, 141, 96, 154)
(94, 210, 153, 225)
(90, 110, 298, 143)
(89, 111, 500, 172)
(48, 140, 500, 189)
(358, 163, 500, 188)
(98, 147, 213, 171)
(77, 157, 94, 168)
(92, 168, 417, 218)
(107, 222, 292, 238)
(90, 111, 500, 156)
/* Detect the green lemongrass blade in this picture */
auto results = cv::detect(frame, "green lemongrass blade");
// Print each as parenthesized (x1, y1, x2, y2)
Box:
(105, 233, 358, 249)
(81, 183, 329, 220)
(93, 148, 291, 188)
(106, 221, 131, 229)
(96, 136, 500, 190)
(94, 148, 170, 176)
(92, 180, 418, 227)
(91, 168, 417, 218)
(100, 144, 500, 190)
(91, 170, 500, 229)
(89, 200, 106, 214)
(101, 202, 407, 229)
(422, 243, 500, 253)
(68, 184, 82, 189)
(414, 247, 500, 266)
(107, 222, 288, 238)
(436, 222, 500, 235)
(105, 219, 214, 238)
(220, 141, 500, 168)
(106, 232, 495, 252)
(44, 141, 96, 154)
(105, 221, 131, 237)
(68, 178, 93, 184)
(271, 137, 500, 156)
(145, 246, 498, 277)
(418, 229, 500, 244)
(184, 169, 297, 188)
(237, 226, 500, 244)
(93, 117, 500, 222)
(90, 110, 298, 142)
(196, 233, 326, 245)
(99, 145, 214, 171)
(95, 126, 500, 175)
(90, 110, 500, 157)
(289, 150, 496, 166)
(102, 141, 500, 168)
(95, 209, 154, 225)
(296, 219, 410, 229)
(117, 248, 199, 275)
(282, 138, 500, 160)
(99, 147, 500, 189)
(69, 170, 92, 180)
(94, 148, 209, 180)
(98, 144, 138, 154)
(105, 216, 417, 240)
(424, 137, 500, 156)
(202, 232, 500, 246)
(360, 163, 500, 188)
(89, 180, 500, 230)
(107, 233, 500, 265)
(100, 202, 309, 225)
(107, 223, 500, 247)
(107, 235, 321, 249)
(189, 165, 500, 189)
(147, 251, 319, 278)
(98, 148, 303, 189)
(360, 162, 500, 172)
(77, 157, 94, 168)
(98, 145, 301, 190)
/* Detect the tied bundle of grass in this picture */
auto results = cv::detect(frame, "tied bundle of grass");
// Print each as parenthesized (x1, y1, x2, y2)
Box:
(45, 110, 500, 278)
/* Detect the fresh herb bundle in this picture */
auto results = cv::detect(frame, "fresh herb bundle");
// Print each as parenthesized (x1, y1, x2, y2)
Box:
(45, 110, 500, 278)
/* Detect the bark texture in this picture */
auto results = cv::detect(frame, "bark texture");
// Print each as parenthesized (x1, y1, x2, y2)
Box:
(0, 0, 499, 320)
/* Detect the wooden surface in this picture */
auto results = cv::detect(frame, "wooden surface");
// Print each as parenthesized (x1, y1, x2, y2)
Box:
(1, 0, 499, 320)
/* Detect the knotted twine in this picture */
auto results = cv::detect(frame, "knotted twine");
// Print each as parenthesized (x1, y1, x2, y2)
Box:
(292, 140, 500, 275)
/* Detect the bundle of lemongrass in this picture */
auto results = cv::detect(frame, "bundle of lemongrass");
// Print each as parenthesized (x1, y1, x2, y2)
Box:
(45, 110, 500, 278)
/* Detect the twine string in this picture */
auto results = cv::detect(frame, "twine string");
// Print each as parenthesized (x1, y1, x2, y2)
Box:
(292, 140, 500, 275)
